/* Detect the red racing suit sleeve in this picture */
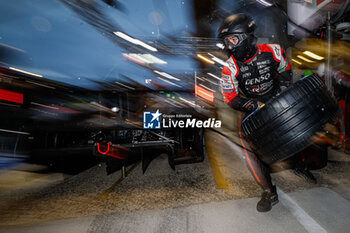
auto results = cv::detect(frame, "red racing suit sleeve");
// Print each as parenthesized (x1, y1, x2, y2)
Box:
(266, 44, 293, 90)
(220, 65, 259, 112)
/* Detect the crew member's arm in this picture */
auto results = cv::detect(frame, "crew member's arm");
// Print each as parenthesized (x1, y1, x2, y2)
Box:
(270, 44, 293, 90)
(221, 66, 260, 112)
(279, 49, 292, 90)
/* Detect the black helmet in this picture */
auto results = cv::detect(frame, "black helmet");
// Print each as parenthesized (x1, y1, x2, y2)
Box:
(218, 13, 257, 61)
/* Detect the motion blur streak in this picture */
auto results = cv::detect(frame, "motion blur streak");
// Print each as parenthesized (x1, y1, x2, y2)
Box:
(197, 54, 215, 64)
(113, 31, 157, 52)
(25, 80, 56, 89)
(9, 67, 43, 77)
(157, 76, 182, 87)
(216, 43, 225, 49)
(122, 53, 146, 65)
(31, 102, 59, 110)
(207, 73, 221, 81)
(0, 128, 30, 135)
(256, 0, 273, 7)
(297, 55, 316, 63)
(195, 85, 214, 102)
(238, 114, 261, 183)
(154, 70, 180, 81)
(211, 57, 228, 67)
(0, 89, 23, 104)
(127, 53, 167, 64)
(179, 97, 196, 106)
(201, 77, 219, 86)
(199, 83, 216, 93)
(115, 81, 135, 90)
(208, 53, 228, 66)
(292, 59, 302, 65)
(303, 51, 324, 60)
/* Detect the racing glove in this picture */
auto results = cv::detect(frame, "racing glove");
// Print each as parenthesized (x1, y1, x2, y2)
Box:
(228, 97, 263, 112)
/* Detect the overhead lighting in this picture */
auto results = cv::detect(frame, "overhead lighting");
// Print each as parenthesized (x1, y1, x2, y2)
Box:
(142, 54, 167, 64)
(122, 53, 146, 65)
(128, 53, 167, 64)
(9, 67, 43, 77)
(297, 55, 316, 63)
(114, 31, 135, 42)
(157, 76, 182, 88)
(111, 107, 119, 112)
(303, 51, 324, 60)
(114, 31, 157, 52)
(207, 73, 221, 81)
(292, 59, 302, 65)
(211, 57, 228, 67)
(138, 42, 157, 52)
(127, 54, 150, 63)
(197, 54, 215, 64)
(208, 53, 228, 66)
(0, 128, 30, 135)
(115, 81, 135, 90)
(153, 70, 180, 81)
(256, 0, 272, 7)
(216, 43, 225, 49)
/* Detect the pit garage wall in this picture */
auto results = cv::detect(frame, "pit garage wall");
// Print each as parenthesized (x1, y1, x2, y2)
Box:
(287, 0, 344, 39)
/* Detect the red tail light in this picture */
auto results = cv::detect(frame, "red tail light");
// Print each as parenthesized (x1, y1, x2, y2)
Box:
(195, 85, 214, 102)
(96, 142, 128, 159)
(0, 89, 23, 104)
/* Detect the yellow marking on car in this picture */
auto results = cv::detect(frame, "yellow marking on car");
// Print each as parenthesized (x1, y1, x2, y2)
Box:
(100, 161, 141, 199)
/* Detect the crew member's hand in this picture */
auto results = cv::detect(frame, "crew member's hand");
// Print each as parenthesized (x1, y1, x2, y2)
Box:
(280, 86, 288, 91)
(246, 100, 264, 112)
(257, 101, 264, 108)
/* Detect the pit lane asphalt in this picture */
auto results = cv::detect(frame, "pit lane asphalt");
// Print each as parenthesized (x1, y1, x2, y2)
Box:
(0, 130, 350, 233)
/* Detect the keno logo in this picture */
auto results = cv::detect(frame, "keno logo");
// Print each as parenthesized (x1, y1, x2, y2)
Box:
(143, 109, 162, 129)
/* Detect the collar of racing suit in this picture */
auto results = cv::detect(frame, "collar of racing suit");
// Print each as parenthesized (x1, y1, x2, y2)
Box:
(243, 45, 259, 64)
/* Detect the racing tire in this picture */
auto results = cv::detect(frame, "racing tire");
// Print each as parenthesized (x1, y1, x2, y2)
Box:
(241, 74, 339, 165)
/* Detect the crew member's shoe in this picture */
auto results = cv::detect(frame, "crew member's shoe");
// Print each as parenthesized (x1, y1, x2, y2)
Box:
(293, 167, 317, 184)
(257, 186, 279, 212)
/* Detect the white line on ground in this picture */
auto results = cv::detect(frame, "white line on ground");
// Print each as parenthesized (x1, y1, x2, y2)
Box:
(220, 131, 328, 233)
(278, 188, 328, 233)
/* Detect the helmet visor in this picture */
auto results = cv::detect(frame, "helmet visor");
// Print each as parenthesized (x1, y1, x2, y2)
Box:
(223, 34, 247, 48)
